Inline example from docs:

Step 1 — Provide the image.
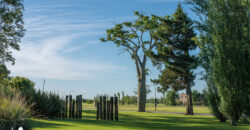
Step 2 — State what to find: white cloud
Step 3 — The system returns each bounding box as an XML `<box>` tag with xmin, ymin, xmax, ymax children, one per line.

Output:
<box><xmin>8</xmin><ymin>36</ymin><xmax>125</xmax><ymax>80</ymax></box>
<box><xmin>7</xmin><ymin>5</ymin><xmax>126</xmax><ymax>80</ymax></box>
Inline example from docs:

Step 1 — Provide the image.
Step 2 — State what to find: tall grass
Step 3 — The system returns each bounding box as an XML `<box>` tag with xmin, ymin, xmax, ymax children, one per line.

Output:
<box><xmin>0</xmin><ymin>87</ymin><xmax>32</xmax><ymax>130</ymax></box>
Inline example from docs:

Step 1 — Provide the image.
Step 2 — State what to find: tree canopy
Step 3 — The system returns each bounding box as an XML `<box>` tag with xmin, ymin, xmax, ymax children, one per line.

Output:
<box><xmin>149</xmin><ymin>3</ymin><xmax>197</xmax><ymax>115</ymax></box>
<box><xmin>0</xmin><ymin>0</ymin><xmax>25</xmax><ymax>65</ymax></box>
<box><xmin>100</xmin><ymin>11</ymin><xmax>160</xmax><ymax>112</ymax></box>
<box><xmin>187</xmin><ymin>0</ymin><xmax>249</xmax><ymax>125</ymax></box>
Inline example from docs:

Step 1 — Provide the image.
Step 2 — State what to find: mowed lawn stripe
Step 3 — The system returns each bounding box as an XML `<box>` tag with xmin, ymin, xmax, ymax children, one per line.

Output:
<box><xmin>29</xmin><ymin>110</ymin><xmax>249</xmax><ymax>130</ymax></box>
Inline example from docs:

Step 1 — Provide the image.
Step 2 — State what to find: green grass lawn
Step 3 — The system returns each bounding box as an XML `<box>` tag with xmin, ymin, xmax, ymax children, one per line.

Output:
<box><xmin>83</xmin><ymin>103</ymin><xmax>211</xmax><ymax>114</ymax></box>
<box><xmin>29</xmin><ymin>110</ymin><xmax>249</xmax><ymax>130</ymax></box>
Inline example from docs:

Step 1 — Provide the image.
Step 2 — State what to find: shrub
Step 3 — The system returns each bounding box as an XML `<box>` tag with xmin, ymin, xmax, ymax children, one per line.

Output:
<box><xmin>3</xmin><ymin>77</ymin><xmax>64</xmax><ymax>118</ymax></box>
<box><xmin>32</xmin><ymin>90</ymin><xmax>64</xmax><ymax>118</ymax></box>
<box><xmin>121</xmin><ymin>95</ymin><xmax>137</xmax><ymax>105</ymax></box>
<box><xmin>176</xmin><ymin>100</ymin><xmax>183</xmax><ymax>106</ymax></box>
<box><xmin>0</xmin><ymin>91</ymin><xmax>32</xmax><ymax>130</ymax></box>
<box><xmin>239</xmin><ymin>116</ymin><xmax>249</xmax><ymax>125</ymax></box>
<box><xmin>8</xmin><ymin>76</ymin><xmax>35</xmax><ymax>92</ymax></box>
<box><xmin>166</xmin><ymin>90</ymin><xmax>178</xmax><ymax>106</ymax></box>
<box><xmin>86</xmin><ymin>99</ymin><xmax>94</xmax><ymax>104</ymax></box>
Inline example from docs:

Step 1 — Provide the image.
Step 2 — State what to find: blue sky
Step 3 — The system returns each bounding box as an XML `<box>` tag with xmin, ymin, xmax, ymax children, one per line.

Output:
<box><xmin>8</xmin><ymin>0</ymin><xmax>206</xmax><ymax>99</ymax></box>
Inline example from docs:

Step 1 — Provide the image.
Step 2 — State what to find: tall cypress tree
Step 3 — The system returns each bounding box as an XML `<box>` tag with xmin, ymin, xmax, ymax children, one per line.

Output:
<box><xmin>187</xmin><ymin>0</ymin><xmax>249</xmax><ymax>125</ymax></box>
<box><xmin>150</xmin><ymin>4</ymin><xmax>197</xmax><ymax>115</ymax></box>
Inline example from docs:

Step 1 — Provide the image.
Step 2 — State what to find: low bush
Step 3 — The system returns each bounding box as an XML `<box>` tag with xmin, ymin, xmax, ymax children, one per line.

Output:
<box><xmin>166</xmin><ymin>90</ymin><xmax>178</xmax><ymax>106</ymax></box>
<box><xmin>0</xmin><ymin>90</ymin><xmax>32</xmax><ymax>130</ymax></box>
<box><xmin>239</xmin><ymin>116</ymin><xmax>249</xmax><ymax>125</ymax></box>
<box><xmin>3</xmin><ymin>77</ymin><xmax>64</xmax><ymax>118</ymax></box>
<box><xmin>86</xmin><ymin>99</ymin><xmax>94</xmax><ymax>104</ymax></box>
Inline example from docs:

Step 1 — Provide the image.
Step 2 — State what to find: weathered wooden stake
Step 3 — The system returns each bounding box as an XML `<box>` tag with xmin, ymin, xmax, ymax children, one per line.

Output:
<box><xmin>103</xmin><ymin>96</ymin><xmax>106</xmax><ymax>120</ymax></box>
<box><xmin>72</xmin><ymin>100</ymin><xmax>75</xmax><ymax>118</ymax></box>
<box><xmin>76</xmin><ymin>96</ymin><xmax>79</xmax><ymax>119</ymax></box>
<box><xmin>69</xmin><ymin>95</ymin><xmax>72</xmax><ymax>118</ymax></box>
<box><xmin>107</xmin><ymin>101</ymin><xmax>110</xmax><ymax>120</ymax></box>
<box><xmin>115</xmin><ymin>96</ymin><xmax>118</xmax><ymax>121</ymax></box>
<box><xmin>96</xmin><ymin>100</ymin><xmax>99</xmax><ymax>120</ymax></box>
<box><xmin>110</xmin><ymin>97</ymin><xmax>113</xmax><ymax>120</ymax></box>
<box><xmin>78</xmin><ymin>95</ymin><xmax>80</xmax><ymax>119</ymax></box>
<box><xmin>100</xmin><ymin>96</ymin><xmax>103</xmax><ymax>120</ymax></box>
<box><xmin>60</xmin><ymin>100</ymin><xmax>63</xmax><ymax>118</ymax></box>
<box><xmin>66</xmin><ymin>95</ymin><xmax>68</xmax><ymax>118</ymax></box>
<box><xmin>79</xmin><ymin>95</ymin><xmax>82</xmax><ymax>118</ymax></box>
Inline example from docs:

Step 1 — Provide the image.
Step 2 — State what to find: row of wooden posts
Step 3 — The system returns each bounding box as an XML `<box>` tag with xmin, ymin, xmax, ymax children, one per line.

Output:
<box><xmin>96</xmin><ymin>96</ymin><xmax>118</xmax><ymax>121</ymax></box>
<box><xmin>62</xmin><ymin>95</ymin><xmax>83</xmax><ymax>119</ymax></box>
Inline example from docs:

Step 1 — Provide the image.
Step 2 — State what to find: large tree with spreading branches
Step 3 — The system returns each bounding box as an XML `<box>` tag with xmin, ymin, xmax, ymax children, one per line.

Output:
<box><xmin>100</xmin><ymin>12</ymin><xmax>159</xmax><ymax>112</ymax></box>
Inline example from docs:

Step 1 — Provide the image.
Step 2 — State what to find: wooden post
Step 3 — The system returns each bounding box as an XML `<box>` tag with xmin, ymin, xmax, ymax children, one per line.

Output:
<box><xmin>100</xmin><ymin>96</ymin><xmax>103</xmax><ymax>120</ymax></box>
<box><xmin>69</xmin><ymin>95</ymin><xmax>72</xmax><ymax>118</ymax></box>
<box><xmin>96</xmin><ymin>100</ymin><xmax>99</xmax><ymax>120</ymax></box>
<box><xmin>77</xmin><ymin>95</ymin><xmax>80</xmax><ymax>119</ymax></box>
<box><xmin>110</xmin><ymin>97</ymin><xmax>113</xmax><ymax>120</ymax></box>
<box><xmin>76</xmin><ymin>96</ymin><xmax>79</xmax><ymax>119</ymax></box>
<box><xmin>79</xmin><ymin>95</ymin><xmax>82</xmax><ymax>119</ymax></box>
<box><xmin>66</xmin><ymin>95</ymin><xmax>68</xmax><ymax>118</ymax></box>
<box><xmin>115</xmin><ymin>96</ymin><xmax>118</xmax><ymax>121</ymax></box>
<box><xmin>107</xmin><ymin>101</ymin><xmax>110</xmax><ymax>120</ymax></box>
<box><xmin>103</xmin><ymin>96</ymin><xmax>106</xmax><ymax>120</ymax></box>
<box><xmin>61</xmin><ymin>100</ymin><xmax>63</xmax><ymax>118</ymax></box>
<box><xmin>72</xmin><ymin>100</ymin><xmax>75</xmax><ymax>118</ymax></box>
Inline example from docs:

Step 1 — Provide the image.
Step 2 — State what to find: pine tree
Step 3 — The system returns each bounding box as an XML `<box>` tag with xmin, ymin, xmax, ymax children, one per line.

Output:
<box><xmin>150</xmin><ymin>3</ymin><xmax>197</xmax><ymax>115</ymax></box>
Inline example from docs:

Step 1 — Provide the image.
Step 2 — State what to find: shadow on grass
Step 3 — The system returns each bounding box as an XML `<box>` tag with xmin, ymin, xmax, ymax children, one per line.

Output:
<box><xmin>28</xmin><ymin>119</ymin><xmax>72</xmax><ymax>129</ymax></box>
<box><xmin>32</xmin><ymin>110</ymin><xmax>249</xmax><ymax>130</ymax></box>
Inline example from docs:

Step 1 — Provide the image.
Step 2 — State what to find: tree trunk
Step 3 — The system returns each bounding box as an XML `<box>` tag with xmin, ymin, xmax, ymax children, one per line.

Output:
<box><xmin>230</xmin><ymin>118</ymin><xmax>237</xmax><ymax>126</ymax></box>
<box><xmin>163</xmin><ymin>93</ymin><xmax>166</xmax><ymax>105</ymax></box>
<box><xmin>218</xmin><ymin>113</ymin><xmax>227</xmax><ymax>122</ymax></box>
<box><xmin>186</xmin><ymin>86</ymin><xmax>193</xmax><ymax>115</ymax></box>
<box><xmin>137</xmin><ymin>66</ymin><xmax>146</xmax><ymax>112</ymax></box>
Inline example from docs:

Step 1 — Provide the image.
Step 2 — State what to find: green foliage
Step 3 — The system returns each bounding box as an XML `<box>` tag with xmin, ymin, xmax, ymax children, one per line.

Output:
<box><xmin>0</xmin><ymin>88</ymin><xmax>31</xmax><ymax>130</ymax></box>
<box><xmin>192</xmin><ymin>90</ymin><xmax>208</xmax><ymax>106</ymax></box>
<box><xmin>149</xmin><ymin>4</ymin><xmax>197</xmax><ymax>115</ymax></box>
<box><xmin>32</xmin><ymin>90</ymin><xmax>64</xmax><ymax>118</ymax></box>
<box><xmin>133</xmin><ymin>85</ymin><xmax>151</xmax><ymax>95</ymax></box>
<box><xmin>100</xmin><ymin>11</ymin><xmax>160</xmax><ymax>111</ymax></box>
<box><xmin>166</xmin><ymin>90</ymin><xmax>179</xmax><ymax>106</ymax></box>
<box><xmin>207</xmin><ymin>81</ymin><xmax>227</xmax><ymax>122</ymax></box>
<box><xmin>0</xmin><ymin>0</ymin><xmax>25</xmax><ymax>64</ymax></box>
<box><xmin>146</xmin><ymin>98</ymin><xmax>160</xmax><ymax>104</ymax></box>
<box><xmin>0</xmin><ymin>84</ymin><xmax>17</xmax><ymax>98</ymax></box>
<box><xmin>82</xmin><ymin>99</ymin><xmax>94</xmax><ymax>104</ymax></box>
<box><xmin>0</xmin><ymin>64</ymin><xmax>10</xmax><ymax>85</ymax></box>
<box><xmin>239</xmin><ymin>116</ymin><xmax>250</xmax><ymax>125</ymax></box>
<box><xmin>7</xmin><ymin>76</ymin><xmax>36</xmax><ymax>105</ymax></box>
<box><xmin>187</xmin><ymin>0</ymin><xmax>249</xmax><ymax>125</ymax></box>
<box><xmin>2</xmin><ymin>77</ymin><xmax>64</xmax><ymax>118</ymax></box>
<box><xmin>121</xmin><ymin>95</ymin><xmax>137</xmax><ymax>105</ymax></box>
<box><xmin>8</xmin><ymin>76</ymin><xmax>35</xmax><ymax>91</ymax></box>
<box><xmin>151</xmin><ymin>68</ymin><xmax>184</xmax><ymax>92</ymax></box>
